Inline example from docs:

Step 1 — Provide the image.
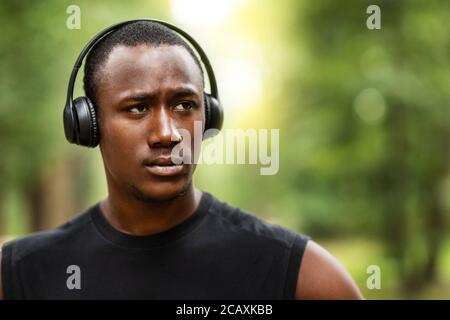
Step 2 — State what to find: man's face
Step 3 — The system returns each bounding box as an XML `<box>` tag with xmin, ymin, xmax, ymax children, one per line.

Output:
<box><xmin>96</xmin><ymin>44</ymin><xmax>204</xmax><ymax>202</ymax></box>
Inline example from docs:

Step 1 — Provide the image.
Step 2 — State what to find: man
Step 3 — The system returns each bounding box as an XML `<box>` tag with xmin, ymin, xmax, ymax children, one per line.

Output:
<box><xmin>0</xmin><ymin>21</ymin><xmax>362</xmax><ymax>299</ymax></box>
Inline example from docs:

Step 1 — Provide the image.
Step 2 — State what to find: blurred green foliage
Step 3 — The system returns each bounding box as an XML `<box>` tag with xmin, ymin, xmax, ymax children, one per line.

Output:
<box><xmin>280</xmin><ymin>0</ymin><xmax>450</xmax><ymax>292</ymax></box>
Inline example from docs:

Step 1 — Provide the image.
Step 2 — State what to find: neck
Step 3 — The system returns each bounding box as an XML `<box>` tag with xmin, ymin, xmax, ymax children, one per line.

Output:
<box><xmin>100</xmin><ymin>182</ymin><xmax>202</xmax><ymax>236</ymax></box>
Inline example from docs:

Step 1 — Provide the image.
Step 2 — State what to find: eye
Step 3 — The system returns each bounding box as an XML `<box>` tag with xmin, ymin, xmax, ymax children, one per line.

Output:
<box><xmin>173</xmin><ymin>102</ymin><xmax>194</xmax><ymax>111</ymax></box>
<box><xmin>128</xmin><ymin>105</ymin><xmax>148</xmax><ymax>114</ymax></box>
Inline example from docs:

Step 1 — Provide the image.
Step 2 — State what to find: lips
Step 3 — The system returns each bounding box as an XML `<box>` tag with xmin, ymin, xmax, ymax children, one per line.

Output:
<box><xmin>143</xmin><ymin>157</ymin><xmax>184</xmax><ymax>177</ymax></box>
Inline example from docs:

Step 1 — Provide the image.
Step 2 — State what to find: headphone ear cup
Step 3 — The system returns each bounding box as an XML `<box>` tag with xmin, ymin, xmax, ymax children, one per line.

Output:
<box><xmin>204</xmin><ymin>93</ymin><xmax>223</xmax><ymax>133</ymax></box>
<box><xmin>63</xmin><ymin>102</ymin><xmax>77</xmax><ymax>144</ymax></box>
<box><xmin>73</xmin><ymin>97</ymin><xmax>99</xmax><ymax>147</ymax></box>
<box><xmin>203</xmin><ymin>94</ymin><xmax>211</xmax><ymax>133</ymax></box>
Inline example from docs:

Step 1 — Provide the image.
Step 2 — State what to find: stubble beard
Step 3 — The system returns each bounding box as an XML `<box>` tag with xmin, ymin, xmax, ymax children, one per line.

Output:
<box><xmin>130</xmin><ymin>174</ymin><xmax>194</xmax><ymax>204</ymax></box>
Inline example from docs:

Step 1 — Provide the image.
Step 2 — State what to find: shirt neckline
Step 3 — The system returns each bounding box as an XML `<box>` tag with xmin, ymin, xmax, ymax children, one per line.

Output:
<box><xmin>90</xmin><ymin>191</ymin><xmax>213</xmax><ymax>249</ymax></box>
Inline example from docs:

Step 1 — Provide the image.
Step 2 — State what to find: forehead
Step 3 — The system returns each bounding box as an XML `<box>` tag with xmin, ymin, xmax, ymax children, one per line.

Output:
<box><xmin>97</xmin><ymin>44</ymin><xmax>203</xmax><ymax>100</ymax></box>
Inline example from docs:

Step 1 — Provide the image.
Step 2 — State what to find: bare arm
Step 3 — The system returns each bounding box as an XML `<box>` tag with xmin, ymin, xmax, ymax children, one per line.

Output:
<box><xmin>0</xmin><ymin>249</ymin><xmax>3</xmax><ymax>300</ymax></box>
<box><xmin>296</xmin><ymin>240</ymin><xmax>363</xmax><ymax>300</ymax></box>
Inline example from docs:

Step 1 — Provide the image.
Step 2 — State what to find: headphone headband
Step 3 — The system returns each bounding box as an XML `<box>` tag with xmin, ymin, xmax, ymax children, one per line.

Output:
<box><xmin>66</xmin><ymin>19</ymin><xmax>219</xmax><ymax>106</ymax></box>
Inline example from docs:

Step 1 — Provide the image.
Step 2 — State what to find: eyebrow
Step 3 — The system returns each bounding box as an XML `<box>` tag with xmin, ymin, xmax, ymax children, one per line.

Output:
<box><xmin>119</xmin><ymin>87</ymin><xmax>201</xmax><ymax>103</ymax></box>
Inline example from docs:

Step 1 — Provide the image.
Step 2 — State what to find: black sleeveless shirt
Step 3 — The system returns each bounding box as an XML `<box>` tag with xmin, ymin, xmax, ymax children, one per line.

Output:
<box><xmin>1</xmin><ymin>191</ymin><xmax>309</xmax><ymax>299</ymax></box>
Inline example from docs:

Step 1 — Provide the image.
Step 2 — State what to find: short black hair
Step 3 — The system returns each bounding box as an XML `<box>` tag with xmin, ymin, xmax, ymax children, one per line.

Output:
<box><xmin>83</xmin><ymin>21</ymin><xmax>204</xmax><ymax>107</ymax></box>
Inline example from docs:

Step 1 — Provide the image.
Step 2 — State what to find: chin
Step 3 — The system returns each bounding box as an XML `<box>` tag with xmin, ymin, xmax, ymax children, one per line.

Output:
<box><xmin>132</xmin><ymin>179</ymin><xmax>191</xmax><ymax>203</ymax></box>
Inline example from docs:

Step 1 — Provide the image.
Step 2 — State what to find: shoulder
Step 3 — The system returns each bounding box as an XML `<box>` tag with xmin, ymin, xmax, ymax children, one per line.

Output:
<box><xmin>296</xmin><ymin>240</ymin><xmax>364</xmax><ymax>300</ymax></box>
<box><xmin>1</xmin><ymin>206</ymin><xmax>93</xmax><ymax>266</ymax></box>
<box><xmin>207</xmin><ymin>193</ymin><xmax>310</xmax><ymax>251</ymax></box>
<box><xmin>0</xmin><ymin>249</ymin><xmax>3</xmax><ymax>300</ymax></box>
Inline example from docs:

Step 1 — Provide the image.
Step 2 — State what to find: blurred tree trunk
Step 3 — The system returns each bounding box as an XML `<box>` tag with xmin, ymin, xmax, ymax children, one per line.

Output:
<box><xmin>27</xmin><ymin>181</ymin><xmax>45</xmax><ymax>232</ymax></box>
<box><xmin>421</xmin><ymin>190</ymin><xmax>443</xmax><ymax>283</ymax></box>
<box><xmin>27</xmin><ymin>154</ymin><xmax>83</xmax><ymax>231</ymax></box>
<box><xmin>0</xmin><ymin>193</ymin><xmax>4</xmax><ymax>235</ymax></box>
<box><xmin>380</xmin><ymin>101</ymin><xmax>408</xmax><ymax>283</ymax></box>
<box><xmin>422</xmin><ymin>129</ymin><xmax>449</xmax><ymax>282</ymax></box>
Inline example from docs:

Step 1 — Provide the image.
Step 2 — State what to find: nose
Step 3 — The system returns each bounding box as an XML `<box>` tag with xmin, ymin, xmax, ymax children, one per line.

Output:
<box><xmin>147</xmin><ymin>106</ymin><xmax>182</xmax><ymax>148</ymax></box>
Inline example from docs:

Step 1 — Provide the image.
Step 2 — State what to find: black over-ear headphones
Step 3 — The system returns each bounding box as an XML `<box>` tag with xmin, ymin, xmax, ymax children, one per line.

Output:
<box><xmin>64</xmin><ymin>19</ymin><xmax>224</xmax><ymax>148</ymax></box>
